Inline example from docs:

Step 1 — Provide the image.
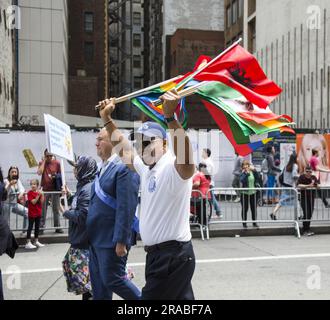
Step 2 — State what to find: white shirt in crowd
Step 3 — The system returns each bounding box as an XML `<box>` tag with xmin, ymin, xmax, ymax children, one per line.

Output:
<box><xmin>133</xmin><ymin>151</ymin><xmax>192</xmax><ymax>246</ymax></box>
<box><xmin>4</xmin><ymin>179</ymin><xmax>25</xmax><ymax>204</ymax></box>
<box><xmin>201</xmin><ymin>157</ymin><xmax>215</xmax><ymax>186</ymax></box>
<box><xmin>98</xmin><ymin>154</ymin><xmax>118</xmax><ymax>177</ymax></box>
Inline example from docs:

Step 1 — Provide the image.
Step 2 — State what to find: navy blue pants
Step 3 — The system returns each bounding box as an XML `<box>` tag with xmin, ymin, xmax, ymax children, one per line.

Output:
<box><xmin>142</xmin><ymin>241</ymin><xmax>195</xmax><ymax>300</ymax></box>
<box><xmin>89</xmin><ymin>246</ymin><xmax>141</xmax><ymax>300</ymax></box>
<box><xmin>0</xmin><ymin>270</ymin><xmax>4</xmax><ymax>300</ymax></box>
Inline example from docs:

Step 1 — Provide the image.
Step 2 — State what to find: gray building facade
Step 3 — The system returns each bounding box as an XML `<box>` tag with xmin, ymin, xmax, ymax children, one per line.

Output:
<box><xmin>256</xmin><ymin>0</ymin><xmax>330</xmax><ymax>130</ymax></box>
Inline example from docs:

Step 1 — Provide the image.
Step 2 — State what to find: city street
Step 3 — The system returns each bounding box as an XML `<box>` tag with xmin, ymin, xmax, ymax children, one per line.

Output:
<box><xmin>1</xmin><ymin>235</ymin><xmax>330</xmax><ymax>300</ymax></box>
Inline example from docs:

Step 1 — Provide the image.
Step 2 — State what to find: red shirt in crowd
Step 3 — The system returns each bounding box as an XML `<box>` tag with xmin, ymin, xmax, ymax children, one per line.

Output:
<box><xmin>309</xmin><ymin>156</ymin><xmax>319</xmax><ymax>171</ymax></box>
<box><xmin>39</xmin><ymin>159</ymin><xmax>61</xmax><ymax>191</ymax></box>
<box><xmin>27</xmin><ymin>190</ymin><xmax>43</xmax><ymax>219</ymax></box>
<box><xmin>192</xmin><ymin>172</ymin><xmax>211</xmax><ymax>199</ymax></box>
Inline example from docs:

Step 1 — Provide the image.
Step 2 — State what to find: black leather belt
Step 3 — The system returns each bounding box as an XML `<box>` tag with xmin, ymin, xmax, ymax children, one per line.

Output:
<box><xmin>144</xmin><ymin>240</ymin><xmax>189</xmax><ymax>253</ymax></box>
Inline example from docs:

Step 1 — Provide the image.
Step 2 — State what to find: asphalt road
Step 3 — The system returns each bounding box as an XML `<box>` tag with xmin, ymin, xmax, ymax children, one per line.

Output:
<box><xmin>1</xmin><ymin>235</ymin><xmax>330</xmax><ymax>300</ymax></box>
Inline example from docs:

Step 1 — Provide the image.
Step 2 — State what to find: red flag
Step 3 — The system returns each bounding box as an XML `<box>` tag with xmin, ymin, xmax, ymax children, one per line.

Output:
<box><xmin>192</xmin><ymin>45</ymin><xmax>282</xmax><ymax>109</ymax></box>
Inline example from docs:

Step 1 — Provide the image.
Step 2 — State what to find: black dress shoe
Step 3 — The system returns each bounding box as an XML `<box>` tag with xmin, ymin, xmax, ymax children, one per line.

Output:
<box><xmin>243</xmin><ymin>223</ymin><xmax>248</xmax><ymax>229</ymax></box>
<box><xmin>55</xmin><ymin>229</ymin><xmax>64</xmax><ymax>234</ymax></box>
<box><xmin>253</xmin><ymin>224</ymin><xmax>260</xmax><ymax>229</ymax></box>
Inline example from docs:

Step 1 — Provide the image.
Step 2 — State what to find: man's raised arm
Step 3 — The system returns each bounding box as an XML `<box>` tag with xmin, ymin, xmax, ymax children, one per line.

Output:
<box><xmin>98</xmin><ymin>98</ymin><xmax>136</xmax><ymax>172</ymax></box>
<box><xmin>160</xmin><ymin>90</ymin><xmax>195</xmax><ymax>180</ymax></box>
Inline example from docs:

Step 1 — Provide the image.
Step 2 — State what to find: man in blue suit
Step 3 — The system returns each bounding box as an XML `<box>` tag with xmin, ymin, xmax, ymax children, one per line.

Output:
<box><xmin>86</xmin><ymin>128</ymin><xmax>141</xmax><ymax>300</ymax></box>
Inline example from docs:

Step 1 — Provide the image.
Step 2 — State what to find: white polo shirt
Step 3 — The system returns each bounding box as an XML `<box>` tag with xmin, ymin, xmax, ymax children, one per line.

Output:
<box><xmin>134</xmin><ymin>151</ymin><xmax>192</xmax><ymax>246</ymax></box>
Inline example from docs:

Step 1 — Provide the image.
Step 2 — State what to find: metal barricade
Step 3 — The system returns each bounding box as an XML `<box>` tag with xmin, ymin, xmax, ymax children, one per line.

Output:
<box><xmin>297</xmin><ymin>186</ymin><xmax>330</xmax><ymax>234</ymax></box>
<box><xmin>207</xmin><ymin>187</ymin><xmax>301</xmax><ymax>238</ymax></box>
<box><xmin>6</xmin><ymin>191</ymin><xmax>70</xmax><ymax>232</ymax></box>
<box><xmin>190</xmin><ymin>190</ymin><xmax>207</xmax><ymax>240</ymax></box>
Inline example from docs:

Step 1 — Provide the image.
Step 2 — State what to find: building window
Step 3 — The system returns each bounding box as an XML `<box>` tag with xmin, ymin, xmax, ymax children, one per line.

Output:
<box><xmin>133</xmin><ymin>12</ymin><xmax>141</xmax><ymax>25</ymax></box>
<box><xmin>84</xmin><ymin>41</ymin><xmax>94</xmax><ymax>62</ymax></box>
<box><xmin>133</xmin><ymin>33</ymin><xmax>141</xmax><ymax>47</ymax></box>
<box><xmin>232</xmin><ymin>0</ymin><xmax>237</xmax><ymax>24</ymax></box>
<box><xmin>238</xmin><ymin>0</ymin><xmax>244</xmax><ymax>17</ymax></box>
<box><xmin>84</xmin><ymin>12</ymin><xmax>94</xmax><ymax>32</ymax></box>
<box><xmin>133</xmin><ymin>55</ymin><xmax>141</xmax><ymax>68</ymax></box>
<box><xmin>226</xmin><ymin>6</ymin><xmax>231</xmax><ymax>28</ymax></box>
<box><xmin>134</xmin><ymin>77</ymin><xmax>142</xmax><ymax>89</ymax></box>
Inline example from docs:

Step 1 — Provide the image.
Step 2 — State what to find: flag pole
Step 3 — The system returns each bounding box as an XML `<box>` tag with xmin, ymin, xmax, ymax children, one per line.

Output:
<box><xmin>175</xmin><ymin>38</ymin><xmax>243</xmax><ymax>91</ymax></box>
<box><xmin>95</xmin><ymin>75</ymin><xmax>183</xmax><ymax>110</ymax></box>
<box><xmin>151</xmin><ymin>81</ymin><xmax>209</xmax><ymax>107</ymax></box>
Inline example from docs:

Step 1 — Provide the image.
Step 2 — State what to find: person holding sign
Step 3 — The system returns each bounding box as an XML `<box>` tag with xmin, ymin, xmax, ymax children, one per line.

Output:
<box><xmin>37</xmin><ymin>150</ymin><xmax>63</xmax><ymax>234</ymax></box>
<box><xmin>97</xmin><ymin>90</ymin><xmax>196</xmax><ymax>300</ymax></box>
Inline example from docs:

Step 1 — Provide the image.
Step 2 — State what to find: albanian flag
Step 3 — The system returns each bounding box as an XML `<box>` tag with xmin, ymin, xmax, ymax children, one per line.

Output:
<box><xmin>177</xmin><ymin>45</ymin><xmax>282</xmax><ymax>109</ymax></box>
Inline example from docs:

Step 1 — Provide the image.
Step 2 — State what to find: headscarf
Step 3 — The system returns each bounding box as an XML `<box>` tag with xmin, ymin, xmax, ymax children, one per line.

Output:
<box><xmin>75</xmin><ymin>156</ymin><xmax>98</xmax><ymax>187</ymax></box>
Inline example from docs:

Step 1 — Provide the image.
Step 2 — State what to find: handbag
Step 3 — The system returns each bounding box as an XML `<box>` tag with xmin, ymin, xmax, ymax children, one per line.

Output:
<box><xmin>52</xmin><ymin>173</ymin><xmax>63</xmax><ymax>192</ymax></box>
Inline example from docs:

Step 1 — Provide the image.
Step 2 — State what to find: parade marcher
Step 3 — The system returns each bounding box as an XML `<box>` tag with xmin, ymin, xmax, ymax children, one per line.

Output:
<box><xmin>0</xmin><ymin>166</ymin><xmax>18</xmax><ymax>300</ymax></box>
<box><xmin>37</xmin><ymin>150</ymin><xmax>63</xmax><ymax>234</ymax></box>
<box><xmin>265</xmin><ymin>146</ymin><xmax>281</xmax><ymax>204</ymax></box>
<box><xmin>240</xmin><ymin>161</ymin><xmax>262</xmax><ymax>229</ymax></box>
<box><xmin>309</xmin><ymin>149</ymin><xmax>330</xmax><ymax>208</ymax></box>
<box><xmin>192</xmin><ymin>163</ymin><xmax>211</xmax><ymax>226</ymax></box>
<box><xmin>86</xmin><ymin>129</ymin><xmax>141</xmax><ymax>300</ymax></box>
<box><xmin>201</xmin><ymin>149</ymin><xmax>222</xmax><ymax>218</ymax></box>
<box><xmin>271</xmin><ymin>153</ymin><xmax>299</xmax><ymax>220</ymax></box>
<box><xmin>62</xmin><ymin>156</ymin><xmax>98</xmax><ymax>300</ymax></box>
<box><xmin>3</xmin><ymin>166</ymin><xmax>28</xmax><ymax>232</ymax></box>
<box><xmin>297</xmin><ymin>166</ymin><xmax>319</xmax><ymax>236</ymax></box>
<box><xmin>98</xmin><ymin>89</ymin><xmax>196</xmax><ymax>300</ymax></box>
<box><xmin>25</xmin><ymin>179</ymin><xmax>45</xmax><ymax>249</ymax></box>
<box><xmin>232</xmin><ymin>153</ymin><xmax>244</xmax><ymax>203</ymax></box>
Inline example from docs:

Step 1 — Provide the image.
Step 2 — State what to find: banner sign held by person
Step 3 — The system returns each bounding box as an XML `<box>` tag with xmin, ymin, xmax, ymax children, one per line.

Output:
<box><xmin>22</xmin><ymin>149</ymin><xmax>38</xmax><ymax>168</ymax></box>
<box><xmin>44</xmin><ymin>114</ymin><xmax>74</xmax><ymax>162</ymax></box>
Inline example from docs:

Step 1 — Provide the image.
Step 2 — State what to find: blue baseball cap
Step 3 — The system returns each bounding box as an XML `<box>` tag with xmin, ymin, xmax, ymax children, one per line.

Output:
<box><xmin>134</xmin><ymin>122</ymin><xmax>167</xmax><ymax>140</ymax></box>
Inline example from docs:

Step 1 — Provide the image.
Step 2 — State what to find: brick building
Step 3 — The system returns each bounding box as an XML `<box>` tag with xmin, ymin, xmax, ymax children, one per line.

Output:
<box><xmin>68</xmin><ymin>0</ymin><xmax>107</xmax><ymax>119</ymax></box>
<box><xmin>168</xmin><ymin>29</ymin><xmax>225</xmax><ymax>128</ymax></box>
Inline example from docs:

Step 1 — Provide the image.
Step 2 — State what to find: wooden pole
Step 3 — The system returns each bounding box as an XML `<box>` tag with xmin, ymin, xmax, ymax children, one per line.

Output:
<box><xmin>95</xmin><ymin>75</ymin><xmax>183</xmax><ymax>110</ymax></box>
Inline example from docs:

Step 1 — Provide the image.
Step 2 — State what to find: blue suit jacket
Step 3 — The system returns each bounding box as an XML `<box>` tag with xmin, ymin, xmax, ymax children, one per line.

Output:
<box><xmin>86</xmin><ymin>157</ymin><xmax>140</xmax><ymax>249</ymax></box>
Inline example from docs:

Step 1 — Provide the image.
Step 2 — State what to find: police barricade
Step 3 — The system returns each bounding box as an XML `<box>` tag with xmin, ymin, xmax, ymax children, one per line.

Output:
<box><xmin>207</xmin><ymin>187</ymin><xmax>301</xmax><ymax>239</ymax></box>
<box><xmin>297</xmin><ymin>186</ymin><xmax>330</xmax><ymax>235</ymax></box>
<box><xmin>190</xmin><ymin>190</ymin><xmax>206</xmax><ymax>241</ymax></box>
<box><xmin>5</xmin><ymin>191</ymin><xmax>69</xmax><ymax>233</ymax></box>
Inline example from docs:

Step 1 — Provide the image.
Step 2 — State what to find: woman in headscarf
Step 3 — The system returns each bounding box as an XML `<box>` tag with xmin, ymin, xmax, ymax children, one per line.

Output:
<box><xmin>61</xmin><ymin>156</ymin><xmax>98</xmax><ymax>300</ymax></box>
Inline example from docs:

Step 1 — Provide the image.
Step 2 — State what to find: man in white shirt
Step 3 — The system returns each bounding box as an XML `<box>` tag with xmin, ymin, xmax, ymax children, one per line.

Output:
<box><xmin>97</xmin><ymin>90</ymin><xmax>196</xmax><ymax>300</ymax></box>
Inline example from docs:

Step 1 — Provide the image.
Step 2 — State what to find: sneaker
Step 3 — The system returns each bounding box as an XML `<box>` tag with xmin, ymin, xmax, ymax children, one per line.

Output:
<box><xmin>270</xmin><ymin>213</ymin><xmax>277</xmax><ymax>221</ymax></box>
<box><xmin>234</xmin><ymin>198</ymin><xmax>241</xmax><ymax>203</ymax></box>
<box><xmin>303</xmin><ymin>231</ymin><xmax>315</xmax><ymax>237</ymax></box>
<box><xmin>243</xmin><ymin>223</ymin><xmax>248</xmax><ymax>229</ymax></box>
<box><xmin>25</xmin><ymin>242</ymin><xmax>37</xmax><ymax>250</ymax></box>
<box><xmin>35</xmin><ymin>241</ymin><xmax>45</xmax><ymax>248</ymax></box>
<box><xmin>253</xmin><ymin>224</ymin><xmax>260</xmax><ymax>229</ymax></box>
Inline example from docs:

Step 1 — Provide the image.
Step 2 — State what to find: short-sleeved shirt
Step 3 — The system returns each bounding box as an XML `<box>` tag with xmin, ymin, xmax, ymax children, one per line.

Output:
<box><xmin>192</xmin><ymin>172</ymin><xmax>211</xmax><ymax>199</ymax></box>
<box><xmin>133</xmin><ymin>152</ymin><xmax>192</xmax><ymax>246</ymax></box>
<box><xmin>40</xmin><ymin>160</ymin><xmax>61</xmax><ymax>191</ymax></box>
<box><xmin>27</xmin><ymin>190</ymin><xmax>42</xmax><ymax>218</ymax></box>
<box><xmin>4</xmin><ymin>179</ymin><xmax>25</xmax><ymax>204</ymax></box>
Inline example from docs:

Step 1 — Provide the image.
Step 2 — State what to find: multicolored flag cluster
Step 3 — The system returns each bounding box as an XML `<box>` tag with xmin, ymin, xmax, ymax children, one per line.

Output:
<box><xmin>131</xmin><ymin>44</ymin><xmax>295</xmax><ymax>156</ymax></box>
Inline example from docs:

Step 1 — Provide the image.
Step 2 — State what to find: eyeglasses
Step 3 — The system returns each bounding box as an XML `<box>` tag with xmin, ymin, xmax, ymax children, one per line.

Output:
<box><xmin>135</xmin><ymin>138</ymin><xmax>161</xmax><ymax>149</ymax></box>
<box><xmin>305</xmin><ymin>170</ymin><xmax>312</xmax><ymax>173</ymax></box>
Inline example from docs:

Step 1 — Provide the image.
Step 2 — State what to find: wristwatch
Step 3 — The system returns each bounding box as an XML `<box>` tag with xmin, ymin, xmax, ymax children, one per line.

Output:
<box><xmin>164</xmin><ymin>115</ymin><xmax>176</xmax><ymax>124</ymax></box>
